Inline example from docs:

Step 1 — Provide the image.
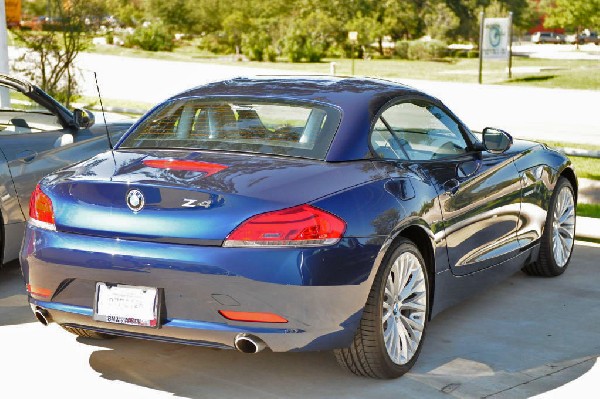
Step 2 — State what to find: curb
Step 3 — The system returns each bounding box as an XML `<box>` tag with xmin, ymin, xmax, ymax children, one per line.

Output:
<box><xmin>576</xmin><ymin>216</ymin><xmax>600</xmax><ymax>242</ymax></box>
<box><xmin>559</xmin><ymin>148</ymin><xmax>600</xmax><ymax>159</ymax></box>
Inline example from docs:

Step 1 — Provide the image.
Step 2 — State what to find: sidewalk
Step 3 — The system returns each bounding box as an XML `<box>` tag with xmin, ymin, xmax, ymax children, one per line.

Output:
<box><xmin>576</xmin><ymin>178</ymin><xmax>599</xmax><ymax>241</ymax></box>
<box><xmin>578</xmin><ymin>178</ymin><xmax>600</xmax><ymax>204</ymax></box>
<box><xmin>577</xmin><ymin>217</ymin><xmax>599</xmax><ymax>242</ymax></box>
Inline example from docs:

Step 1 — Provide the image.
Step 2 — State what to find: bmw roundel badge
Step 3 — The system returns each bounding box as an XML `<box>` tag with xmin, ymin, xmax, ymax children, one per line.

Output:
<box><xmin>126</xmin><ymin>189</ymin><xmax>145</xmax><ymax>212</ymax></box>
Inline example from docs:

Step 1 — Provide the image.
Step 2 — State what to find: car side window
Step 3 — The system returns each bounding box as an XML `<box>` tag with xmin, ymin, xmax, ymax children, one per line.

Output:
<box><xmin>371</xmin><ymin>101</ymin><xmax>468</xmax><ymax>161</ymax></box>
<box><xmin>0</xmin><ymin>85</ymin><xmax>63</xmax><ymax>134</ymax></box>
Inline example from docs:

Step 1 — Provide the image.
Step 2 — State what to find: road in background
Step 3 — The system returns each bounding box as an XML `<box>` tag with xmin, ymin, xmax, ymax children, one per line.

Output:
<box><xmin>1</xmin><ymin>242</ymin><xmax>599</xmax><ymax>398</ymax></box>
<box><xmin>512</xmin><ymin>43</ymin><xmax>600</xmax><ymax>60</ymax></box>
<box><xmin>75</xmin><ymin>52</ymin><xmax>599</xmax><ymax>146</ymax></box>
<box><xmin>7</xmin><ymin>47</ymin><xmax>599</xmax><ymax>146</ymax></box>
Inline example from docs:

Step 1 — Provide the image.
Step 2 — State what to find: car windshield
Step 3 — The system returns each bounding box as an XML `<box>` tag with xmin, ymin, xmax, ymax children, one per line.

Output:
<box><xmin>119</xmin><ymin>98</ymin><xmax>342</xmax><ymax>160</ymax></box>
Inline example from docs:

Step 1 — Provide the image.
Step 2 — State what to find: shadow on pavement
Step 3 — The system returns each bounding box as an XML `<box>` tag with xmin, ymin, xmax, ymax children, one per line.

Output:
<box><xmin>75</xmin><ymin>243</ymin><xmax>600</xmax><ymax>397</ymax></box>
<box><xmin>0</xmin><ymin>260</ymin><xmax>35</xmax><ymax>327</ymax></box>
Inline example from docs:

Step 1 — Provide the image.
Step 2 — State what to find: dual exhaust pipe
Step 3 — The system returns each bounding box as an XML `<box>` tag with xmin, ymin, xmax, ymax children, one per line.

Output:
<box><xmin>33</xmin><ymin>307</ymin><xmax>52</xmax><ymax>326</ymax></box>
<box><xmin>234</xmin><ymin>334</ymin><xmax>266</xmax><ymax>354</ymax></box>
<box><xmin>33</xmin><ymin>306</ymin><xmax>266</xmax><ymax>354</ymax></box>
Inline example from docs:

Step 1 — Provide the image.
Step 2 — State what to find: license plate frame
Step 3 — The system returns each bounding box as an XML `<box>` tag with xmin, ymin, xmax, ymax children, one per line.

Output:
<box><xmin>93</xmin><ymin>283</ymin><xmax>160</xmax><ymax>328</ymax></box>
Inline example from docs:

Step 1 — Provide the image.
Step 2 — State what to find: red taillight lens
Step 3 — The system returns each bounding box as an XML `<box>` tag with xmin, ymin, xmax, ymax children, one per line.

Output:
<box><xmin>224</xmin><ymin>204</ymin><xmax>346</xmax><ymax>247</ymax></box>
<box><xmin>29</xmin><ymin>184</ymin><xmax>55</xmax><ymax>228</ymax></box>
<box><xmin>143</xmin><ymin>159</ymin><xmax>227</xmax><ymax>176</ymax></box>
<box><xmin>218</xmin><ymin>310</ymin><xmax>288</xmax><ymax>323</ymax></box>
<box><xmin>26</xmin><ymin>284</ymin><xmax>52</xmax><ymax>298</ymax></box>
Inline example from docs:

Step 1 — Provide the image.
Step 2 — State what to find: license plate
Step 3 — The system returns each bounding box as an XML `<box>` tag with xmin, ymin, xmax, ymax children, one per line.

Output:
<box><xmin>93</xmin><ymin>283</ymin><xmax>159</xmax><ymax>327</ymax></box>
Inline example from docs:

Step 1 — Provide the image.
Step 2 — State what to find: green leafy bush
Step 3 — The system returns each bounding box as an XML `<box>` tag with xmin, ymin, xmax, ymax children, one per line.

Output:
<box><xmin>264</xmin><ymin>45</ymin><xmax>277</xmax><ymax>62</ymax></box>
<box><xmin>406</xmin><ymin>40</ymin><xmax>448</xmax><ymax>60</ymax></box>
<box><xmin>242</xmin><ymin>31</ymin><xmax>272</xmax><ymax>61</ymax></box>
<box><xmin>124</xmin><ymin>23</ymin><xmax>174</xmax><ymax>52</ymax></box>
<box><xmin>197</xmin><ymin>33</ymin><xmax>231</xmax><ymax>54</ymax></box>
<box><xmin>394</xmin><ymin>40</ymin><xmax>410</xmax><ymax>59</ymax></box>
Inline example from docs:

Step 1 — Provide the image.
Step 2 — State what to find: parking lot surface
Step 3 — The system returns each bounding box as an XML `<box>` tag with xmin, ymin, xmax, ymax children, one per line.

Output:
<box><xmin>1</xmin><ymin>241</ymin><xmax>598</xmax><ymax>398</ymax></box>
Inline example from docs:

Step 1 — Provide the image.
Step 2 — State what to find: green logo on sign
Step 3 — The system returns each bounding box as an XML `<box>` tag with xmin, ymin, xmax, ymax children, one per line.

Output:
<box><xmin>489</xmin><ymin>24</ymin><xmax>502</xmax><ymax>47</ymax></box>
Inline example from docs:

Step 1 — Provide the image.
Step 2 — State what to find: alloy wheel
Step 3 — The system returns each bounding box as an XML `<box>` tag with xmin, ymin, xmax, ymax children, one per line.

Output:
<box><xmin>382</xmin><ymin>252</ymin><xmax>427</xmax><ymax>365</ymax></box>
<box><xmin>552</xmin><ymin>185</ymin><xmax>575</xmax><ymax>267</ymax></box>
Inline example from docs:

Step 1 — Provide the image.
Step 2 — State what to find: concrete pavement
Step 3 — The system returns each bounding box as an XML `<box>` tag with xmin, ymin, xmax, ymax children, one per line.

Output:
<box><xmin>1</xmin><ymin>241</ymin><xmax>599</xmax><ymax>398</ymax></box>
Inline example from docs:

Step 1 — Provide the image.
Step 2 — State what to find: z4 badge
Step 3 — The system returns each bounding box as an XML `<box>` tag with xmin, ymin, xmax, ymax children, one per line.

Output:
<box><xmin>182</xmin><ymin>198</ymin><xmax>212</xmax><ymax>208</ymax></box>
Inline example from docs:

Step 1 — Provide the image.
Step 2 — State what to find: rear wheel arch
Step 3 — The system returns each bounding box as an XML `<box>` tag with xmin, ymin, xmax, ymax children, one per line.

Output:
<box><xmin>372</xmin><ymin>223</ymin><xmax>435</xmax><ymax>321</ymax></box>
<box><xmin>396</xmin><ymin>225</ymin><xmax>436</xmax><ymax>320</ymax></box>
<box><xmin>559</xmin><ymin>166</ymin><xmax>577</xmax><ymax>203</ymax></box>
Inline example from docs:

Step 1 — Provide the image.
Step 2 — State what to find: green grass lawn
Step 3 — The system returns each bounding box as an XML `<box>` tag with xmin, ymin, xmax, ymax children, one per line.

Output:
<box><xmin>89</xmin><ymin>43</ymin><xmax>600</xmax><ymax>90</ymax></box>
<box><xmin>537</xmin><ymin>141</ymin><xmax>600</xmax><ymax>152</ymax></box>
<box><xmin>568</xmin><ymin>156</ymin><xmax>600</xmax><ymax>181</ymax></box>
<box><xmin>577</xmin><ymin>203</ymin><xmax>600</xmax><ymax>218</ymax></box>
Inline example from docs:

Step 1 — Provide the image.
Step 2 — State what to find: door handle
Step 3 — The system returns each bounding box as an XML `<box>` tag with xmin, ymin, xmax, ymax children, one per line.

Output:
<box><xmin>17</xmin><ymin>150</ymin><xmax>37</xmax><ymax>163</ymax></box>
<box><xmin>443</xmin><ymin>178</ymin><xmax>460</xmax><ymax>196</ymax></box>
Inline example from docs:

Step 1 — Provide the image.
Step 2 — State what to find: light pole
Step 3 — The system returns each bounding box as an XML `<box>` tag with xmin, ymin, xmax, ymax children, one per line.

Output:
<box><xmin>348</xmin><ymin>31</ymin><xmax>358</xmax><ymax>76</ymax></box>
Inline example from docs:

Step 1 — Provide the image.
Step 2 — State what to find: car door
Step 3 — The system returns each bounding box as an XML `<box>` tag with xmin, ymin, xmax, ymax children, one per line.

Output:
<box><xmin>0</xmin><ymin>81</ymin><xmax>104</xmax><ymax>217</ymax></box>
<box><xmin>370</xmin><ymin>98</ymin><xmax>522</xmax><ymax>275</ymax></box>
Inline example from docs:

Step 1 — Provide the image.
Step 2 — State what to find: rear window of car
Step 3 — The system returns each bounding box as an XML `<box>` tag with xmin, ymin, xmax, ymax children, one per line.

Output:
<box><xmin>119</xmin><ymin>98</ymin><xmax>342</xmax><ymax>160</ymax></box>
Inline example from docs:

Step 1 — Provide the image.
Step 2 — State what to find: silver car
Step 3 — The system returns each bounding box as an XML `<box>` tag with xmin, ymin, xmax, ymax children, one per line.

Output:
<box><xmin>531</xmin><ymin>31</ymin><xmax>564</xmax><ymax>44</ymax></box>
<box><xmin>0</xmin><ymin>74</ymin><xmax>133</xmax><ymax>264</ymax></box>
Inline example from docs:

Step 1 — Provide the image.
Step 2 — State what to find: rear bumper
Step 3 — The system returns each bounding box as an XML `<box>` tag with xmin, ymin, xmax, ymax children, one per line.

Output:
<box><xmin>21</xmin><ymin>225</ymin><xmax>381</xmax><ymax>352</ymax></box>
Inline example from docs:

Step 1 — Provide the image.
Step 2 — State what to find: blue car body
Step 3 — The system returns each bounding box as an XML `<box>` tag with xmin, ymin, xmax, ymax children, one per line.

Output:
<box><xmin>20</xmin><ymin>77</ymin><xmax>576</xmax><ymax>358</ymax></box>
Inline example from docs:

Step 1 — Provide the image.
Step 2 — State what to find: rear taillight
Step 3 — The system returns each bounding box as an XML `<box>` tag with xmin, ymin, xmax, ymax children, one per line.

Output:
<box><xmin>223</xmin><ymin>204</ymin><xmax>346</xmax><ymax>248</ymax></box>
<box><xmin>29</xmin><ymin>184</ymin><xmax>56</xmax><ymax>230</ymax></box>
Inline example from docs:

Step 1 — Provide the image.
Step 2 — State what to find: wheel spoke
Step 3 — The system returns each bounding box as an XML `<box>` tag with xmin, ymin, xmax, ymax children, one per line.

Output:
<box><xmin>558</xmin><ymin>226</ymin><xmax>574</xmax><ymax>240</ymax></box>
<box><xmin>382</xmin><ymin>306</ymin><xmax>393</xmax><ymax>323</ymax></box>
<box><xmin>558</xmin><ymin>205</ymin><xmax>574</xmax><ymax>225</ymax></box>
<box><xmin>398</xmin><ymin>273</ymin><xmax>417</xmax><ymax>302</ymax></box>
<box><xmin>560</xmin><ymin>235</ymin><xmax>570</xmax><ymax>258</ymax></box>
<box><xmin>397</xmin><ymin>320</ymin><xmax>409</xmax><ymax>362</ymax></box>
<box><xmin>401</xmin><ymin>300</ymin><xmax>426</xmax><ymax>312</ymax></box>
<box><xmin>391</xmin><ymin>261</ymin><xmax>401</xmax><ymax>297</ymax></box>
<box><xmin>401</xmin><ymin>314</ymin><xmax>424</xmax><ymax>333</ymax></box>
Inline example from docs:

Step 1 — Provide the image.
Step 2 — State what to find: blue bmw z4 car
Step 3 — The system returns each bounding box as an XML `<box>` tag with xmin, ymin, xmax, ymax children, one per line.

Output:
<box><xmin>21</xmin><ymin>76</ymin><xmax>577</xmax><ymax>379</ymax></box>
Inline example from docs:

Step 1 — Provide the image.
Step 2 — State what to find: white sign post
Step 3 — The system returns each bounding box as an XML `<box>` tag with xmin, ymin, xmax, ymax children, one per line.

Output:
<box><xmin>478</xmin><ymin>13</ymin><xmax>513</xmax><ymax>83</ymax></box>
<box><xmin>482</xmin><ymin>18</ymin><xmax>510</xmax><ymax>60</ymax></box>
<box><xmin>348</xmin><ymin>31</ymin><xmax>358</xmax><ymax>76</ymax></box>
<box><xmin>0</xmin><ymin>0</ymin><xmax>10</xmax><ymax>107</ymax></box>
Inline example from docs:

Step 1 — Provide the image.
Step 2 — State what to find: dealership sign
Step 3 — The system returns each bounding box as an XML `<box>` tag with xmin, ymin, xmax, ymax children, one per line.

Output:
<box><xmin>482</xmin><ymin>18</ymin><xmax>510</xmax><ymax>60</ymax></box>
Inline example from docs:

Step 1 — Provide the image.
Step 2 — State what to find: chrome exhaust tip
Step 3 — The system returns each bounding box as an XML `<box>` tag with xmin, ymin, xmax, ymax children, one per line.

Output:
<box><xmin>234</xmin><ymin>334</ymin><xmax>266</xmax><ymax>354</ymax></box>
<box><xmin>34</xmin><ymin>307</ymin><xmax>51</xmax><ymax>326</ymax></box>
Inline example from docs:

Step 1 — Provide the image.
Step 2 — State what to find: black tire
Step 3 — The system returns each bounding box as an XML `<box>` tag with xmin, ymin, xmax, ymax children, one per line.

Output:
<box><xmin>523</xmin><ymin>177</ymin><xmax>576</xmax><ymax>277</ymax></box>
<box><xmin>61</xmin><ymin>325</ymin><xmax>115</xmax><ymax>340</ymax></box>
<box><xmin>334</xmin><ymin>238</ymin><xmax>429</xmax><ymax>379</ymax></box>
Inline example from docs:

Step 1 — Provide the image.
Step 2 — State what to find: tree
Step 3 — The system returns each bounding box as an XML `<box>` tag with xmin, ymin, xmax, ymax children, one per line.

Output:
<box><xmin>13</xmin><ymin>0</ymin><xmax>99</xmax><ymax>106</ymax></box>
<box><xmin>105</xmin><ymin>0</ymin><xmax>146</xmax><ymax>27</ymax></box>
<box><xmin>445</xmin><ymin>0</ymin><xmax>530</xmax><ymax>40</ymax></box>
<box><xmin>544</xmin><ymin>0</ymin><xmax>600</xmax><ymax>36</ymax></box>
<box><xmin>423</xmin><ymin>2</ymin><xmax>460</xmax><ymax>40</ymax></box>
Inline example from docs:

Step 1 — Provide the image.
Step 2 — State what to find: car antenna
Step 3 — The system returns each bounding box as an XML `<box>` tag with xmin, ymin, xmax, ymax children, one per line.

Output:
<box><xmin>93</xmin><ymin>72</ymin><xmax>113</xmax><ymax>150</ymax></box>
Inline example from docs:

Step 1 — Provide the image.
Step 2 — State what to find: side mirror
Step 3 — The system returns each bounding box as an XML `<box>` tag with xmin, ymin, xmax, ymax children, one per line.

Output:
<box><xmin>482</xmin><ymin>127</ymin><xmax>512</xmax><ymax>154</ymax></box>
<box><xmin>73</xmin><ymin>108</ymin><xmax>95</xmax><ymax>129</ymax></box>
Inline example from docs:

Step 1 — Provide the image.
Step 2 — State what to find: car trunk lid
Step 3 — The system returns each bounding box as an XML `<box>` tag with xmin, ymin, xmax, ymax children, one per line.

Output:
<box><xmin>46</xmin><ymin>150</ymin><xmax>378</xmax><ymax>244</ymax></box>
